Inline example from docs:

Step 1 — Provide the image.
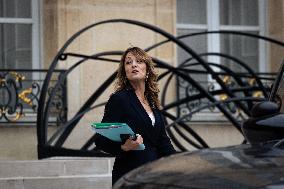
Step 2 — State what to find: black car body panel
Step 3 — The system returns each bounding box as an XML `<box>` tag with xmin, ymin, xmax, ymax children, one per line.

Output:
<box><xmin>114</xmin><ymin>142</ymin><xmax>284</xmax><ymax>189</ymax></box>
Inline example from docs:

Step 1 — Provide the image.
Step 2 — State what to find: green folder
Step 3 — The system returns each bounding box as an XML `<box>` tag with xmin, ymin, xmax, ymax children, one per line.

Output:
<box><xmin>91</xmin><ymin>122</ymin><xmax>145</xmax><ymax>150</ymax></box>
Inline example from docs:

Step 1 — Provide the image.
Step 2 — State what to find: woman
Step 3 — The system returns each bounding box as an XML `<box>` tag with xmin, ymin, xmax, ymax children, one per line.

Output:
<box><xmin>95</xmin><ymin>47</ymin><xmax>176</xmax><ymax>185</ymax></box>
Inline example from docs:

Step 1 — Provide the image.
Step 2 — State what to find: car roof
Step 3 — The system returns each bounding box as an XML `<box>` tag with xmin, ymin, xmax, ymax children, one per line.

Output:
<box><xmin>117</xmin><ymin>143</ymin><xmax>284</xmax><ymax>189</ymax></box>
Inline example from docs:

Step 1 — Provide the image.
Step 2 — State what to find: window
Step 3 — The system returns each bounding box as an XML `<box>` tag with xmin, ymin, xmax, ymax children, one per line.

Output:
<box><xmin>176</xmin><ymin>0</ymin><xmax>266</xmax><ymax>121</ymax></box>
<box><xmin>0</xmin><ymin>0</ymin><xmax>41</xmax><ymax>122</ymax></box>
<box><xmin>177</xmin><ymin>0</ymin><xmax>266</xmax><ymax>72</ymax></box>
<box><xmin>0</xmin><ymin>0</ymin><xmax>40</xmax><ymax>70</ymax></box>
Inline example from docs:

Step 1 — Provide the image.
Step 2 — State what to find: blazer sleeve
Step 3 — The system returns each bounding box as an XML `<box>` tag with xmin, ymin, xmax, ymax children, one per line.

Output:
<box><xmin>94</xmin><ymin>94</ymin><xmax>124</xmax><ymax>156</ymax></box>
<box><xmin>157</xmin><ymin>114</ymin><xmax>176</xmax><ymax>157</ymax></box>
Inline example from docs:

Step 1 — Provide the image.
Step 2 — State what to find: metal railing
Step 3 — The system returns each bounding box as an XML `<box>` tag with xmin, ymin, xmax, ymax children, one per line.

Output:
<box><xmin>0</xmin><ymin>69</ymin><xmax>67</xmax><ymax>125</ymax></box>
<box><xmin>176</xmin><ymin>72</ymin><xmax>276</xmax><ymax>122</ymax></box>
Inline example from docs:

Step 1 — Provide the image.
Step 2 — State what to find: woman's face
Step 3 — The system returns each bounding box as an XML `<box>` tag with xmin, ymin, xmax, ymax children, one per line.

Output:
<box><xmin>124</xmin><ymin>52</ymin><xmax>147</xmax><ymax>83</ymax></box>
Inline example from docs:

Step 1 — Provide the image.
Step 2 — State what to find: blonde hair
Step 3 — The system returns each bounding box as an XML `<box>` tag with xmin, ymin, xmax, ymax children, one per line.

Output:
<box><xmin>114</xmin><ymin>47</ymin><xmax>161</xmax><ymax>108</ymax></box>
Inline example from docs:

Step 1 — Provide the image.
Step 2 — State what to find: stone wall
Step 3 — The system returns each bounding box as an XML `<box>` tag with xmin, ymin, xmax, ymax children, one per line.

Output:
<box><xmin>268</xmin><ymin>0</ymin><xmax>284</xmax><ymax>71</ymax></box>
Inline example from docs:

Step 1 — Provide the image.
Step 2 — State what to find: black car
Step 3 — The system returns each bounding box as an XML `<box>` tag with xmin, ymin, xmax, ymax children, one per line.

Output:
<box><xmin>113</xmin><ymin>62</ymin><xmax>284</xmax><ymax>189</ymax></box>
<box><xmin>113</xmin><ymin>140</ymin><xmax>284</xmax><ymax>189</ymax></box>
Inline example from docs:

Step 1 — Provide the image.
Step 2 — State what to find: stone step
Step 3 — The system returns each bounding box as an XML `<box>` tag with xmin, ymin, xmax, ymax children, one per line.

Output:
<box><xmin>0</xmin><ymin>175</ymin><xmax>111</xmax><ymax>189</ymax></box>
<box><xmin>0</xmin><ymin>158</ymin><xmax>113</xmax><ymax>178</ymax></box>
<box><xmin>0</xmin><ymin>158</ymin><xmax>113</xmax><ymax>189</ymax></box>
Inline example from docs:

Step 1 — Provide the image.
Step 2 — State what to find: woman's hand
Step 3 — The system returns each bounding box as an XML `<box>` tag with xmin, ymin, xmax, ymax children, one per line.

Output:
<box><xmin>121</xmin><ymin>134</ymin><xmax>143</xmax><ymax>151</ymax></box>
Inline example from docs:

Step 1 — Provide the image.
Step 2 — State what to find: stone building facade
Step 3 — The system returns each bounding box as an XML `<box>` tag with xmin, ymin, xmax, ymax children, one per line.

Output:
<box><xmin>0</xmin><ymin>0</ymin><xmax>283</xmax><ymax>160</ymax></box>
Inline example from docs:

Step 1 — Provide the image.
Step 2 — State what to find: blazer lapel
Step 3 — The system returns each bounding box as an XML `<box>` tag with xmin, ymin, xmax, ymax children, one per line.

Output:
<box><xmin>126</xmin><ymin>90</ymin><xmax>157</xmax><ymax>145</ymax></box>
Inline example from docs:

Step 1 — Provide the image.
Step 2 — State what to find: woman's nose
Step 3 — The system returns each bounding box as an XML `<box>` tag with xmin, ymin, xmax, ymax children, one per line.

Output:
<box><xmin>132</xmin><ymin>61</ymin><xmax>137</xmax><ymax>67</ymax></box>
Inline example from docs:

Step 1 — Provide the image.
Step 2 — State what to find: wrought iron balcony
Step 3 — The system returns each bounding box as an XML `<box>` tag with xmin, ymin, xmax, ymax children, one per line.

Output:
<box><xmin>176</xmin><ymin>72</ymin><xmax>275</xmax><ymax>122</ymax></box>
<box><xmin>0</xmin><ymin>69</ymin><xmax>67</xmax><ymax>125</ymax></box>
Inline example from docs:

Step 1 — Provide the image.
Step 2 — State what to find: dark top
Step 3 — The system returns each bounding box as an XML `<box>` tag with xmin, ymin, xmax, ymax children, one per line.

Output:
<box><xmin>94</xmin><ymin>88</ymin><xmax>176</xmax><ymax>184</ymax></box>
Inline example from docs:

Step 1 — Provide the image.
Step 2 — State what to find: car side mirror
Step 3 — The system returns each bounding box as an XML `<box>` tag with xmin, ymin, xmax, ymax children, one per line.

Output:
<box><xmin>250</xmin><ymin>101</ymin><xmax>280</xmax><ymax>118</ymax></box>
<box><xmin>242</xmin><ymin>101</ymin><xmax>284</xmax><ymax>144</ymax></box>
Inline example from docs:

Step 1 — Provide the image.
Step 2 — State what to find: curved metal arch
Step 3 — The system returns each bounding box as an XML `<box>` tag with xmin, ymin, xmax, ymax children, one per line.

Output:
<box><xmin>38</xmin><ymin>19</ymin><xmax>228</xmax><ymax>147</ymax></box>
<box><xmin>54</xmin><ymin>54</ymin><xmax>246</xmax><ymax>147</ymax></box>
<box><xmin>37</xmin><ymin>19</ymin><xmax>278</xmax><ymax>159</ymax></box>
<box><xmin>38</xmin><ymin>19</ymin><xmax>255</xmax><ymax>143</ymax></box>
<box><xmin>145</xmin><ymin>30</ymin><xmax>284</xmax><ymax>52</ymax></box>
<box><xmin>49</xmin><ymin>55</ymin><xmax>263</xmax><ymax>151</ymax></box>
<box><xmin>164</xmin><ymin>96</ymin><xmax>265</xmax><ymax>151</ymax></box>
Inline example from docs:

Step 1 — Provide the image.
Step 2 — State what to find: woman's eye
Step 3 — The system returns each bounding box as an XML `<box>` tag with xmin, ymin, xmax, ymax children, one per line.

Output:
<box><xmin>126</xmin><ymin>61</ymin><xmax>132</xmax><ymax>64</ymax></box>
<box><xmin>137</xmin><ymin>60</ymin><xmax>143</xmax><ymax>64</ymax></box>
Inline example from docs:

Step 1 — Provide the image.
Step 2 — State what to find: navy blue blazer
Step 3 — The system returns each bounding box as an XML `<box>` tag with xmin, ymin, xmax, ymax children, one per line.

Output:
<box><xmin>95</xmin><ymin>88</ymin><xmax>175</xmax><ymax>184</ymax></box>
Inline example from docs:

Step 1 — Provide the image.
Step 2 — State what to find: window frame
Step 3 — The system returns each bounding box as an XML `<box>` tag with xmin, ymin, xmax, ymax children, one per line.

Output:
<box><xmin>176</xmin><ymin>0</ymin><xmax>267</xmax><ymax>121</ymax></box>
<box><xmin>0</xmin><ymin>0</ymin><xmax>41</xmax><ymax>72</ymax></box>
<box><xmin>176</xmin><ymin>0</ymin><xmax>267</xmax><ymax>72</ymax></box>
